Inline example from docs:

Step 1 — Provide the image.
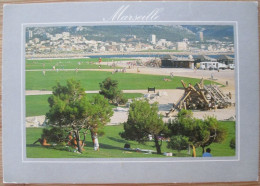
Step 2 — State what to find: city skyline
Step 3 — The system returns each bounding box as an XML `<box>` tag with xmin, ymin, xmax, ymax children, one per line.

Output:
<box><xmin>25</xmin><ymin>25</ymin><xmax>234</xmax><ymax>56</ymax></box>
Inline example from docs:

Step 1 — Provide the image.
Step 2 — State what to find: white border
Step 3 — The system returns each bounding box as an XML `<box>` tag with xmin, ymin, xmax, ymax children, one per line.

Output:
<box><xmin>3</xmin><ymin>1</ymin><xmax>258</xmax><ymax>183</ymax></box>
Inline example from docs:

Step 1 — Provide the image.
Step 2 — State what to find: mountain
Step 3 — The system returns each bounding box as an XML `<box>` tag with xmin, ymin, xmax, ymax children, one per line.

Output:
<box><xmin>26</xmin><ymin>25</ymin><xmax>234</xmax><ymax>42</ymax></box>
<box><xmin>182</xmin><ymin>25</ymin><xmax>234</xmax><ymax>41</ymax></box>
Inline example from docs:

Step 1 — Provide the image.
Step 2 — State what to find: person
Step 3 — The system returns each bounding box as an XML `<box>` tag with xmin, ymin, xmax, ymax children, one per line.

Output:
<box><xmin>202</xmin><ymin>148</ymin><xmax>212</xmax><ymax>157</ymax></box>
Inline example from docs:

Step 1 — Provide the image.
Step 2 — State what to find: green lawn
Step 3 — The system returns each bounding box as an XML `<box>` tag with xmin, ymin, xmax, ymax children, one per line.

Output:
<box><xmin>26</xmin><ymin>71</ymin><xmax>218</xmax><ymax>91</ymax></box>
<box><xmin>26</xmin><ymin>121</ymin><xmax>235</xmax><ymax>158</ymax></box>
<box><xmin>26</xmin><ymin>58</ymin><xmax>135</xmax><ymax>70</ymax></box>
<box><xmin>26</xmin><ymin>93</ymin><xmax>143</xmax><ymax>117</ymax></box>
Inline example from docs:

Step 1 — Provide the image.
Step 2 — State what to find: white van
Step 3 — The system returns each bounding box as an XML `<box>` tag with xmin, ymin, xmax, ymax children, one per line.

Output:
<box><xmin>228</xmin><ymin>64</ymin><xmax>235</xmax><ymax>70</ymax></box>
<box><xmin>200</xmin><ymin>62</ymin><xmax>219</xmax><ymax>70</ymax></box>
<box><xmin>218</xmin><ymin>63</ymin><xmax>228</xmax><ymax>70</ymax></box>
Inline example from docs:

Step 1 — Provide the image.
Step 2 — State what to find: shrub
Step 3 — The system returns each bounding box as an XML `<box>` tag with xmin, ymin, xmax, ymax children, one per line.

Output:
<box><xmin>42</xmin><ymin>127</ymin><xmax>68</xmax><ymax>144</ymax></box>
<box><xmin>99</xmin><ymin>77</ymin><xmax>127</xmax><ymax>105</ymax></box>
<box><xmin>230</xmin><ymin>137</ymin><xmax>236</xmax><ymax>149</ymax></box>
<box><xmin>167</xmin><ymin>135</ymin><xmax>189</xmax><ymax>152</ymax></box>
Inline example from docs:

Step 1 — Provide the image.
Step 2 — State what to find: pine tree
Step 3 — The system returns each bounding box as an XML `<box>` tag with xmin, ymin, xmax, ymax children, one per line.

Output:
<box><xmin>121</xmin><ymin>99</ymin><xmax>166</xmax><ymax>154</ymax></box>
<box><xmin>46</xmin><ymin>79</ymin><xmax>113</xmax><ymax>153</ymax></box>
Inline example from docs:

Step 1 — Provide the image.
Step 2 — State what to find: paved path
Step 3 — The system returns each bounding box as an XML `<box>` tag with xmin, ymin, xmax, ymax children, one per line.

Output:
<box><xmin>26</xmin><ymin>89</ymin><xmax>154</xmax><ymax>95</ymax></box>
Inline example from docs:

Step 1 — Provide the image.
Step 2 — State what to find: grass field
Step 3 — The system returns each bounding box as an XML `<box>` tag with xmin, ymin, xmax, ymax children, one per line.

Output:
<box><xmin>26</xmin><ymin>71</ymin><xmax>218</xmax><ymax>91</ymax></box>
<box><xmin>26</xmin><ymin>93</ymin><xmax>143</xmax><ymax>117</ymax></box>
<box><xmin>26</xmin><ymin>58</ymin><xmax>135</xmax><ymax>70</ymax></box>
<box><xmin>25</xmin><ymin>57</ymin><xmax>231</xmax><ymax>159</ymax></box>
<box><xmin>26</xmin><ymin>121</ymin><xmax>235</xmax><ymax>158</ymax></box>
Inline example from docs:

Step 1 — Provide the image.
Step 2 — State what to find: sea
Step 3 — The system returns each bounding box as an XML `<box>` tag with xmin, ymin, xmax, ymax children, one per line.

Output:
<box><xmin>89</xmin><ymin>54</ymin><xmax>234</xmax><ymax>59</ymax></box>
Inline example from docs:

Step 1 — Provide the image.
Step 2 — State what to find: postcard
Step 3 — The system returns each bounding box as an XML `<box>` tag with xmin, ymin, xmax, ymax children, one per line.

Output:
<box><xmin>2</xmin><ymin>1</ymin><xmax>259</xmax><ymax>184</ymax></box>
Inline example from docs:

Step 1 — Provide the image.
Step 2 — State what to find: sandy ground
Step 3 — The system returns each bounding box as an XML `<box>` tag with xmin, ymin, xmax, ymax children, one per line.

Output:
<box><xmin>26</xmin><ymin>64</ymin><xmax>236</xmax><ymax>127</ymax></box>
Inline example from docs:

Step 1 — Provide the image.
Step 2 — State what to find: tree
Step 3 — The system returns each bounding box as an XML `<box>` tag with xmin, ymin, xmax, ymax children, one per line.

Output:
<box><xmin>120</xmin><ymin>99</ymin><xmax>166</xmax><ymax>154</ymax></box>
<box><xmin>168</xmin><ymin>110</ymin><xmax>199</xmax><ymax>157</ymax></box>
<box><xmin>99</xmin><ymin>77</ymin><xmax>127</xmax><ymax>105</ymax></box>
<box><xmin>87</xmin><ymin>94</ymin><xmax>114</xmax><ymax>151</ymax></box>
<box><xmin>46</xmin><ymin>79</ymin><xmax>113</xmax><ymax>153</ymax></box>
<box><xmin>168</xmin><ymin>109</ymin><xmax>227</xmax><ymax>157</ymax></box>
<box><xmin>200</xmin><ymin>116</ymin><xmax>227</xmax><ymax>153</ymax></box>
<box><xmin>167</xmin><ymin>135</ymin><xmax>189</xmax><ymax>155</ymax></box>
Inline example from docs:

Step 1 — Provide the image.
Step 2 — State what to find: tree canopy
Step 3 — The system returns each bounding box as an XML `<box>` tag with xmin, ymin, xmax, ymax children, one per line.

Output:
<box><xmin>99</xmin><ymin>77</ymin><xmax>127</xmax><ymax>105</ymax></box>
<box><xmin>167</xmin><ymin>109</ymin><xmax>227</xmax><ymax>156</ymax></box>
<box><xmin>46</xmin><ymin>79</ymin><xmax>113</xmax><ymax>152</ymax></box>
<box><xmin>120</xmin><ymin>99</ymin><xmax>167</xmax><ymax>154</ymax></box>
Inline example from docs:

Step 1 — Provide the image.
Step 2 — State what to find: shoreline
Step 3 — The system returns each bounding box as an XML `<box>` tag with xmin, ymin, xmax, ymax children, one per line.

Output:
<box><xmin>26</xmin><ymin>51</ymin><xmax>234</xmax><ymax>60</ymax></box>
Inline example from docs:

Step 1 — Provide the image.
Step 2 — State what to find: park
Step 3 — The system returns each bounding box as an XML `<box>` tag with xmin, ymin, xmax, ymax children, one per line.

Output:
<box><xmin>26</xmin><ymin>57</ymin><xmax>236</xmax><ymax>158</ymax></box>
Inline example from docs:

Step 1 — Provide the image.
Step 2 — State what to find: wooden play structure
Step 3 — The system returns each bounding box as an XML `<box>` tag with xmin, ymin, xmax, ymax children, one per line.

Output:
<box><xmin>166</xmin><ymin>78</ymin><xmax>232</xmax><ymax>117</ymax></box>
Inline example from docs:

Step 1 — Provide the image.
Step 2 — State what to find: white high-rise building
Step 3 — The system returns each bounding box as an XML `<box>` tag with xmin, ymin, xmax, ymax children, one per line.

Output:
<box><xmin>28</xmin><ymin>30</ymin><xmax>33</xmax><ymax>39</ymax></box>
<box><xmin>149</xmin><ymin>34</ymin><xmax>156</xmax><ymax>44</ymax></box>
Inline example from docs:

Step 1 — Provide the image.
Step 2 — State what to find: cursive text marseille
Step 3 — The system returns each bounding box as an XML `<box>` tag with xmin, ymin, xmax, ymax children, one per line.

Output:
<box><xmin>103</xmin><ymin>5</ymin><xmax>163</xmax><ymax>22</ymax></box>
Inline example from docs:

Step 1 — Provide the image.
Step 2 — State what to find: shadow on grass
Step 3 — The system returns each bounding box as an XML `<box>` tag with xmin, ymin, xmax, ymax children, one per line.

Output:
<box><xmin>107</xmin><ymin>137</ymin><xmax>129</xmax><ymax>144</ymax></box>
<box><xmin>27</xmin><ymin>144</ymin><xmax>76</xmax><ymax>153</ymax></box>
<box><xmin>99</xmin><ymin>143</ymin><xmax>124</xmax><ymax>151</ymax></box>
<box><xmin>27</xmin><ymin>144</ymin><xmax>41</xmax><ymax>147</ymax></box>
<box><xmin>27</xmin><ymin>140</ymin><xmax>127</xmax><ymax>154</ymax></box>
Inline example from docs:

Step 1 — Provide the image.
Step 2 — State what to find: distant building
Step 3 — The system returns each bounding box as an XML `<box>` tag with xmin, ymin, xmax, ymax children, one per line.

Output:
<box><xmin>177</xmin><ymin>42</ymin><xmax>187</xmax><ymax>51</ymax></box>
<box><xmin>161</xmin><ymin>55</ymin><xmax>194</xmax><ymax>68</ymax></box>
<box><xmin>217</xmin><ymin>55</ymin><xmax>234</xmax><ymax>65</ymax></box>
<box><xmin>62</xmin><ymin>32</ymin><xmax>70</xmax><ymax>39</ymax></box>
<box><xmin>195</xmin><ymin>55</ymin><xmax>217</xmax><ymax>63</ymax></box>
<box><xmin>157</xmin><ymin>39</ymin><xmax>167</xmax><ymax>47</ymax></box>
<box><xmin>149</xmin><ymin>34</ymin><xmax>156</xmax><ymax>44</ymax></box>
<box><xmin>29</xmin><ymin>30</ymin><xmax>33</xmax><ymax>39</ymax></box>
<box><xmin>207</xmin><ymin>45</ymin><xmax>214</xmax><ymax>51</ymax></box>
<box><xmin>183</xmin><ymin>38</ymin><xmax>189</xmax><ymax>43</ymax></box>
<box><xmin>196</xmin><ymin>31</ymin><xmax>204</xmax><ymax>42</ymax></box>
<box><xmin>199</xmin><ymin>31</ymin><xmax>204</xmax><ymax>42</ymax></box>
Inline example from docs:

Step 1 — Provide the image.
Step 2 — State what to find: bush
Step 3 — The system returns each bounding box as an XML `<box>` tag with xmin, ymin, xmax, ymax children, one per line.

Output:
<box><xmin>230</xmin><ymin>137</ymin><xmax>236</xmax><ymax>149</ymax></box>
<box><xmin>167</xmin><ymin>135</ymin><xmax>189</xmax><ymax>152</ymax></box>
<box><xmin>116</xmin><ymin>91</ymin><xmax>127</xmax><ymax>105</ymax></box>
<box><xmin>99</xmin><ymin>77</ymin><xmax>127</xmax><ymax>105</ymax></box>
<box><xmin>42</xmin><ymin>127</ymin><xmax>69</xmax><ymax>144</ymax></box>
